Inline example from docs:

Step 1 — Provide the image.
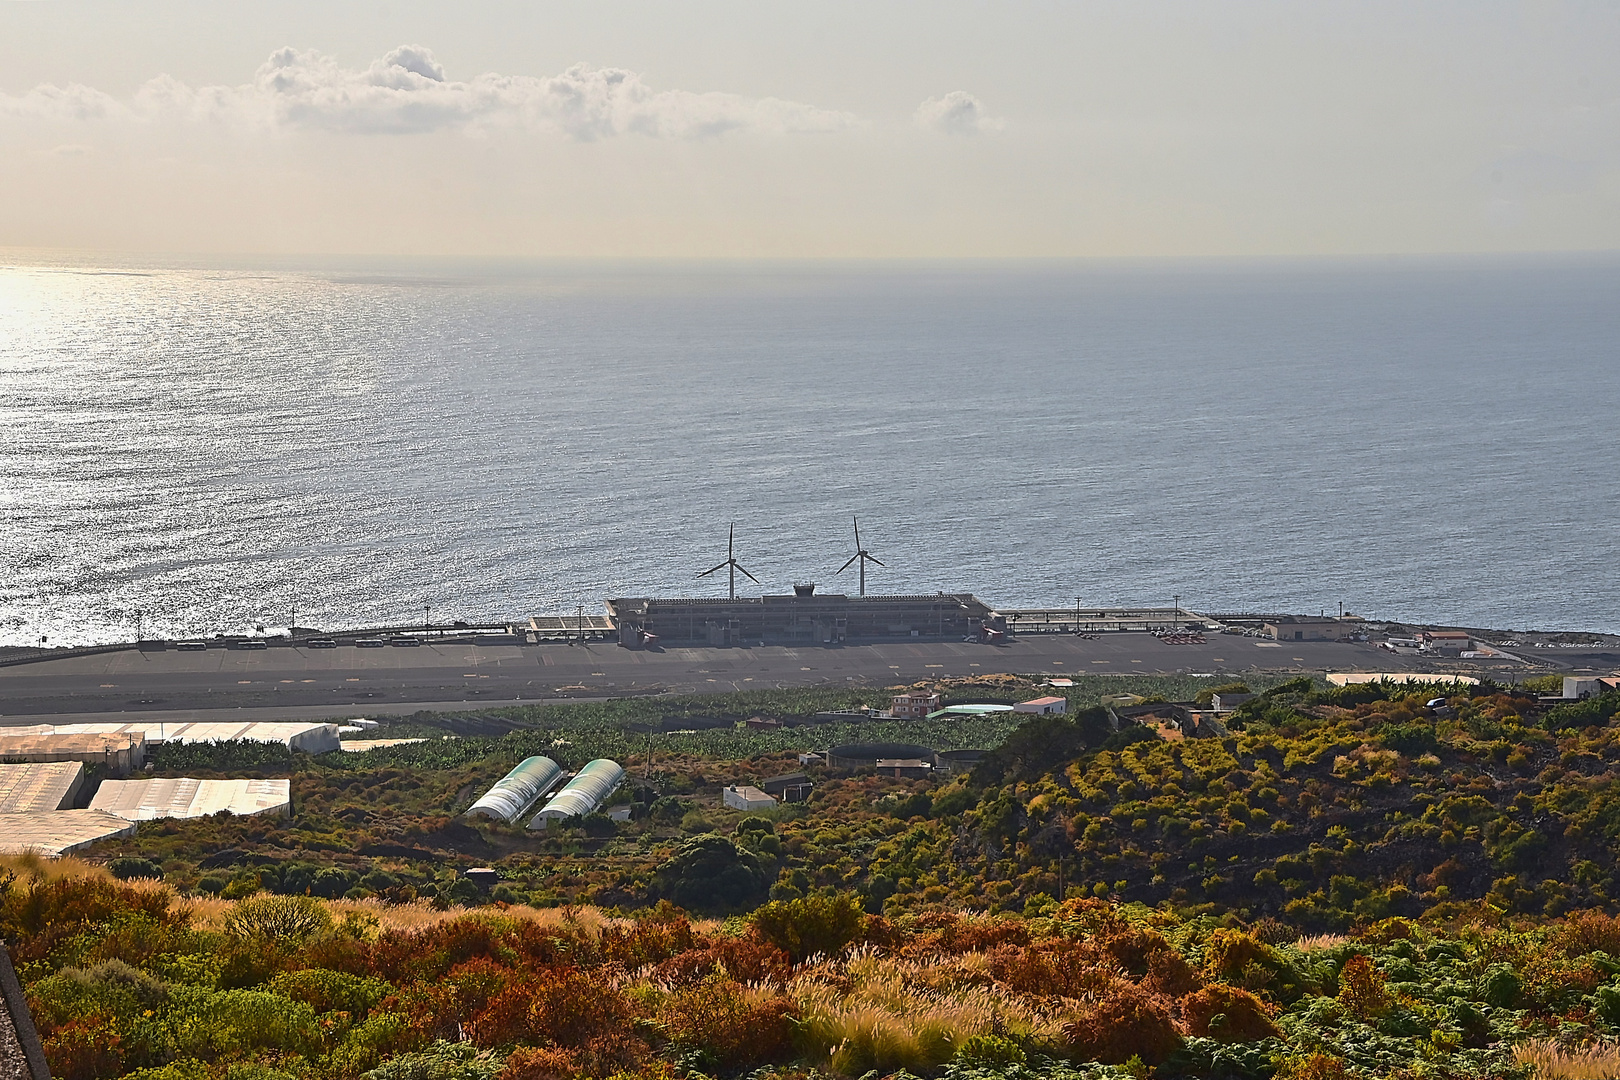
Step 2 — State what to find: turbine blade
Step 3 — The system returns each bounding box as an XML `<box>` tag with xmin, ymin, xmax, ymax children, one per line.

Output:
<box><xmin>866</xmin><ymin>555</ymin><xmax>885</xmax><ymax>567</ymax></box>
<box><xmin>853</xmin><ymin>516</ymin><xmax>861</xmax><ymax>548</ymax></box>
<box><xmin>737</xmin><ymin>564</ymin><xmax>760</xmax><ymax>584</ymax></box>
<box><xmin>698</xmin><ymin>562</ymin><xmax>727</xmax><ymax>577</ymax></box>
<box><xmin>837</xmin><ymin>555</ymin><xmax>860</xmax><ymax>574</ymax></box>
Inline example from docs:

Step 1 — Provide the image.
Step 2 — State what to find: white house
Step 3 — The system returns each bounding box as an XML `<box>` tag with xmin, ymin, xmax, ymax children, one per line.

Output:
<box><xmin>722</xmin><ymin>785</ymin><xmax>776</xmax><ymax>812</ymax></box>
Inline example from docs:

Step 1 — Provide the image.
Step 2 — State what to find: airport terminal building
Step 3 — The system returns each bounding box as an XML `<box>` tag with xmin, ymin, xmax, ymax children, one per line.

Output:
<box><xmin>607</xmin><ymin>590</ymin><xmax>1000</xmax><ymax>646</ymax></box>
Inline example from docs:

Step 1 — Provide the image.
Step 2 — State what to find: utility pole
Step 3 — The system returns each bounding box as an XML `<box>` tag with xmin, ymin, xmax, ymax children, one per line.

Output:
<box><xmin>134</xmin><ymin>609</ymin><xmax>143</xmax><ymax>643</ymax></box>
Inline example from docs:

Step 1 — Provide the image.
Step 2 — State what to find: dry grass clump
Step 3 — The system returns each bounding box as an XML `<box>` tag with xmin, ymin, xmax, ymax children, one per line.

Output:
<box><xmin>0</xmin><ymin>852</ymin><xmax>110</xmax><ymax>882</ymax></box>
<box><xmin>791</xmin><ymin>946</ymin><xmax>1070</xmax><ymax>1075</ymax></box>
<box><xmin>1514</xmin><ymin>1038</ymin><xmax>1620</xmax><ymax>1080</ymax></box>
<box><xmin>1293</xmin><ymin>933</ymin><xmax>1351</xmax><ymax>952</ymax></box>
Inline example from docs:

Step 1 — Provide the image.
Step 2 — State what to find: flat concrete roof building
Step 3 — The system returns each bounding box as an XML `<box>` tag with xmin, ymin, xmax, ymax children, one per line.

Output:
<box><xmin>0</xmin><ymin>762</ymin><xmax>85</xmax><ymax>813</ymax></box>
<box><xmin>722</xmin><ymin>785</ymin><xmax>777</xmax><ymax>812</ymax></box>
<box><xmin>1014</xmin><ymin>696</ymin><xmax>1067</xmax><ymax>714</ymax></box>
<box><xmin>1265</xmin><ymin>617</ymin><xmax>1356</xmax><ymax>642</ymax></box>
<box><xmin>607</xmin><ymin>591</ymin><xmax>999</xmax><ymax>647</ymax></box>
<box><xmin>90</xmin><ymin>778</ymin><xmax>292</xmax><ymax>821</ymax></box>
<box><xmin>0</xmin><ymin>809</ymin><xmax>137</xmax><ymax>856</ymax></box>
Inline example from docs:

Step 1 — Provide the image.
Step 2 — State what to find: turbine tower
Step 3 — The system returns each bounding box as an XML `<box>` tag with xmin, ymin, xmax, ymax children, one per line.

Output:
<box><xmin>836</xmin><ymin>516</ymin><xmax>885</xmax><ymax>597</ymax></box>
<box><xmin>698</xmin><ymin>523</ymin><xmax>759</xmax><ymax>599</ymax></box>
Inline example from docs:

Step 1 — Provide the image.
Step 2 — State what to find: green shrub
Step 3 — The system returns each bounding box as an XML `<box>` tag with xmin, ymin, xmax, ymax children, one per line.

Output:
<box><xmin>108</xmin><ymin>858</ymin><xmax>166</xmax><ymax>881</ymax></box>
<box><xmin>752</xmin><ymin>893</ymin><xmax>866</xmax><ymax>963</ymax></box>
<box><xmin>223</xmin><ymin>894</ymin><xmax>333</xmax><ymax>942</ymax></box>
<box><xmin>362</xmin><ymin>1040</ymin><xmax>503</xmax><ymax>1080</ymax></box>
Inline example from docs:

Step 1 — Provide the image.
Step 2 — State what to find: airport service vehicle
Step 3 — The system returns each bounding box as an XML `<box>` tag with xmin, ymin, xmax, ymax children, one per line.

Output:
<box><xmin>355</xmin><ymin>638</ymin><xmax>385</xmax><ymax>648</ymax></box>
<box><xmin>306</xmin><ymin>638</ymin><xmax>337</xmax><ymax>649</ymax></box>
<box><xmin>176</xmin><ymin>641</ymin><xmax>207</xmax><ymax>651</ymax></box>
<box><xmin>232</xmin><ymin>639</ymin><xmax>268</xmax><ymax>650</ymax></box>
<box><xmin>387</xmin><ymin>637</ymin><xmax>422</xmax><ymax>647</ymax></box>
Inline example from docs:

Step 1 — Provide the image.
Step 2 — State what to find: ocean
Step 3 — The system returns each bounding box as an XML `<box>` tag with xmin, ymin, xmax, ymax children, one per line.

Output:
<box><xmin>1</xmin><ymin>253</ymin><xmax>1617</xmax><ymax>647</ymax></box>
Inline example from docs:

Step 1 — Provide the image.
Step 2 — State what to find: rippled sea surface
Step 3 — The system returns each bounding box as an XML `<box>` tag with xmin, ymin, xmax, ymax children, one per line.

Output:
<box><xmin>1</xmin><ymin>254</ymin><xmax>1617</xmax><ymax>645</ymax></box>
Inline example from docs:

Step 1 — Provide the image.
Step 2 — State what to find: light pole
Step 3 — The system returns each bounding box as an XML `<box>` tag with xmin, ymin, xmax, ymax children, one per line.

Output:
<box><xmin>423</xmin><ymin>603</ymin><xmax>431</xmax><ymax>635</ymax></box>
<box><xmin>134</xmin><ymin>609</ymin><xmax>143</xmax><ymax>643</ymax></box>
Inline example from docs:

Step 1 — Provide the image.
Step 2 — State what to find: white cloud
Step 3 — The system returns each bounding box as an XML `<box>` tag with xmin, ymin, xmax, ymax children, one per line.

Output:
<box><xmin>914</xmin><ymin>91</ymin><xmax>1001</xmax><ymax>136</ymax></box>
<box><xmin>0</xmin><ymin>45</ymin><xmax>861</xmax><ymax>139</ymax></box>
<box><xmin>0</xmin><ymin>82</ymin><xmax>123</xmax><ymax>121</ymax></box>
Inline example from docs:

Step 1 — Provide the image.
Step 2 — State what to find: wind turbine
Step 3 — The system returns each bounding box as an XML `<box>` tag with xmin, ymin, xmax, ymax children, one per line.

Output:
<box><xmin>698</xmin><ymin>523</ymin><xmax>759</xmax><ymax>599</ymax></box>
<box><xmin>836</xmin><ymin>516</ymin><xmax>885</xmax><ymax>597</ymax></box>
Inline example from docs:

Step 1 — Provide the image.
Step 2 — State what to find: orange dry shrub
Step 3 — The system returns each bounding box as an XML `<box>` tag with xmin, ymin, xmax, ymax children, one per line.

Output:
<box><xmin>500</xmin><ymin>1046</ymin><xmax>580</xmax><ymax>1080</ymax></box>
<box><xmin>1559</xmin><ymin>910</ymin><xmax>1620</xmax><ymax>956</ymax></box>
<box><xmin>1336</xmin><ymin>955</ymin><xmax>1390</xmax><ymax>1020</ymax></box>
<box><xmin>652</xmin><ymin>935</ymin><xmax>792</xmax><ymax>988</ymax></box>
<box><xmin>1062</xmin><ymin>978</ymin><xmax>1182</xmax><ymax>1065</ymax></box>
<box><xmin>367</xmin><ymin>916</ymin><xmax>582</xmax><ymax>984</ymax></box>
<box><xmin>900</xmin><ymin>911</ymin><xmax>1032</xmax><ymax>957</ymax></box>
<box><xmin>1143</xmin><ymin>949</ymin><xmax>1202</xmax><ymax>997</ymax></box>
<box><xmin>4</xmin><ymin>875</ymin><xmax>183</xmax><ymax>966</ymax></box>
<box><xmin>986</xmin><ymin>939</ymin><xmax>1114</xmax><ymax>999</ymax></box>
<box><xmin>38</xmin><ymin>1012</ymin><xmax>123</xmax><ymax>1080</ymax></box>
<box><xmin>1181</xmin><ymin>985</ymin><xmax>1280</xmax><ymax>1042</ymax></box>
<box><xmin>601</xmin><ymin>905</ymin><xmax>699</xmax><ymax>967</ymax></box>
<box><xmin>469</xmin><ymin>964</ymin><xmax>646</xmax><ymax>1075</ymax></box>
<box><xmin>657</xmin><ymin>975</ymin><xmax>797</xmax><ymax>1068</ymax></box>
<box><xmin>1097</xmin><ymin>924</ymin><xmax>1177</xmax><ymax>976</ymax></box>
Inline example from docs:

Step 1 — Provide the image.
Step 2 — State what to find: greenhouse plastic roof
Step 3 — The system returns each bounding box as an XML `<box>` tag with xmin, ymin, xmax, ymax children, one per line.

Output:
<box><xmin>90</xmin><ymin>778</ymin><xmax>292</xmax><ymax>821</ymax></box>
<box><xmin>0</xmin><ymin>762</ymin><xmax>84</xmax><ymax>813</ymax></box>
<box><xmin>529</xmin><ymin>759</ymin><xmax>623</xmax><ymax>824</ymax></box>
<box><xmin>0</xmin><ymin>809</ymin><xmax>137</xmax><ymax>855</ymax></box>
<box><xmin>6</xmin><ymin>721</ymin><xmax>340</xmax><ymax>753</ymax></box>
<box><xmin>466</xmin><ymin>756</ymin><xmax>563</xmax><ymax>824</ymax></box>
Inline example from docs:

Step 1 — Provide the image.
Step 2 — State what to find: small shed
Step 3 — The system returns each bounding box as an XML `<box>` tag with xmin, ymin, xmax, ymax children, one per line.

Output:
<box><xmin>761</xmin><ymin>772</ymin><xmax>813</xmax><ymax>802</ymax></box>
<box><xmin>722</xmin><ymin>785</ymin><xmax>777</xmax><ymax>812</ymax></box>
<box><xmin>1210</xmin><ymin>693</ymin><xmax>1255</xmax><ymax>712</ymax></box>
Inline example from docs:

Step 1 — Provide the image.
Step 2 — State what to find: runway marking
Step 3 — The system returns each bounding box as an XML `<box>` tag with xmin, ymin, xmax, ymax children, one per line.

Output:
<box><xmin>100</xmin><ymin>683</ymin><xmax>116</xmax><ymax>687</ymax></box>
<box><xmin>801</xmin><ymin>667</ymin><xmax>811</xmax><ymax>671</ymax></box>
<box><xmin>463</xmin><ymin>674</ymin><xmax>478</xmax><ymax>678</ymax></box>
<box><xmin>346</xmin><ymin>678</ymin><xmax>360</xmax><ymax>682</ymax></box>
<box><xmin>970</xmin><ymin>663</ymin><xmax>980</xmax><ymax>667</ymax></box>
<box><xmin>1131</xmin><ymin>660</ymin><xmax>1142</xmax><ymax>664</ymax></box>
<box><xmin>1213</xmin><ymin>658</ymin><xmax>1225</xmax><ymax>662</ymax></box>
<box><xmin>1293</xmin><ymin>657</ymin><xmax>1305</xmax><ymax>661</ymax></box>
<box><xmin>1093</xmin><ymin>660</ymin><xmax>1108</xmax><ymax>664</ymax></box>
<box><xmin>237</xmin><ymin>680</ymin><xmax>252</xmax><ymax>684</ymax></box>
<box><xmin>280</xmin><ymin>680</ymin><xmax>295</xmax><ymax>683</ymax></box>
<box><xmin>889</xmin><ymin>665</ymin><xmax>900</xmax><ymax>669</ymax></box>
<box><xmin>925</xmin><ymin>664</ymin><xmax>943</xmax><ymax>668</ymax></box>
<box><xmin>591</xmin><ymin>672</ymin><xmax>605</xmax><ymax>676</ymax></box>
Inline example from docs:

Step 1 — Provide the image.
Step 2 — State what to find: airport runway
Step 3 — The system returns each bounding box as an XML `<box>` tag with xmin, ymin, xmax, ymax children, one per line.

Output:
<box><xmin>0</xmin><ymin>631</ymin><xmax>1494</xmax><ymax>722</ymax></box>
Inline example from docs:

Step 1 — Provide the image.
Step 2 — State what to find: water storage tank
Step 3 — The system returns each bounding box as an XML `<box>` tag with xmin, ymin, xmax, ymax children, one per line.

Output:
<box><xmin>465</xmin><ymin>756</ymin><xmax>563</xmax><ymax>824</ymax></box>
<box><xmin>527</xmin><ymin>759</ymin><xmax>624</xmax><ymax>828</ymax></box>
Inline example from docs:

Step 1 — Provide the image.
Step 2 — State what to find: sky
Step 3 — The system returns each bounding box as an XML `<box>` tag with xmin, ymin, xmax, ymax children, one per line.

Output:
<box><xmin>1</xmin><ymin>1</ymin><xmax>1617</xmax><ymax>258</ymax></box>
